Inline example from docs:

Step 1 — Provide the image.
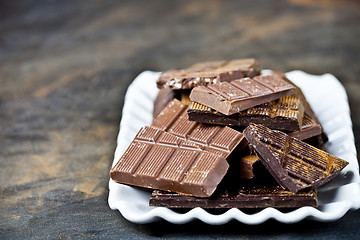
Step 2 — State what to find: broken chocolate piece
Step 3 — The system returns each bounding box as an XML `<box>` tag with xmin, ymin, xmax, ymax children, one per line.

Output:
<box><xmin>189</xmin><ymin>75</ymin><xmax>295</xmax><ymax>115</ymax></box>
<box><xmin>149</xmin><ymin>183</ymin><xmax>317</xmax><ymax>209</ymax></box>
<box><xmin>151</xmin><ymin>99</ymin><xmax>246</xmax><ymax>158</ymax></box>
<box><xmin>239</xmin><ymin>155</ymin><xmax>260</xmax><ymax>179</ymax></box>
<box><xmin>243</xmin><ymin>123</ymin><xmax>349</xmax><ymax>193</ymax></box>
<box><xmin>110</xmin><ymin>126</ymin><xmax>229</xmax><ymax>197</ymax></box>
<box><xmin>188</xmin><ymin>94</ymin><xmax>304</xmax><ymax>131</ymax></box>
<box><xmin>157</xmin><ymin>59</ymin><xmax>261</xmax><ymax>89</ymax></box>
<box><xmin>179</xmin><ymin>91</ymin><xmax>191</xmax><ymax>105</ymax></box>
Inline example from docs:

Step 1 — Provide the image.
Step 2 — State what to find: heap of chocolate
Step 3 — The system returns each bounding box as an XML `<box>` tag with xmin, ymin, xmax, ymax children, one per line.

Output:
<box><xmin>110</xmin><ymin>59</ymin><xmax>348</xmax><ymax>209</ymax></box>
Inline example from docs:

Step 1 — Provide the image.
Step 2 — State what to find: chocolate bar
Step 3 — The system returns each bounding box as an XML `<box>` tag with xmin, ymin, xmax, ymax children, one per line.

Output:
<box><xmin>238</xmin><ymin>116</ymin><xmax>324</xmax><ymax>179</ymax></box>
<box><xmin>288</xmin><ymin>115</ymin><xmax>322</xmax><ymax>140</ymax></box>
<box><xmin>243</xmin><ymin>124</ymin><xmax>349</xmax><ymax>193</ymax></box>
<box><xmin>149</xmin><ymin>183</ymin><xmax>317</xmax><ymax>209</ymax></box>
<box><xmin>151</xmin><ymin>99</ymin><xmax>246</xmax><ymax>158</ymax></box>
<box><xmin>274</xmin><ymin>72</ymin><xmax>319</xmax><ymax>123</ymax></box>
<box><xmin>110</xmin><ymin>126</ymin><xmax>229</xmax><ymax>197</ymax></box>
<box><xmin>157</xmin><ymin>59</ymin><xmax>261</xmax><ymax>89</ymax></box>
<box><xmin>188</xmin><ymin>95</ymin><xmax>304</xmax><ymax>131</ymax></box>
<box><xmin>275</xmin><ymin>72</ymin><xmax>328</xmax><ymax>144</ymax></box>
<box><xmin>189</xmin><ymin>75</ymin><xmax>295</xmax><ymax>115</ymax></box>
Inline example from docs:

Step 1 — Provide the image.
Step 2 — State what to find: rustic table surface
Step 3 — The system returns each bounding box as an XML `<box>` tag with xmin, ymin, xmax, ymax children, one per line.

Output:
<box><xmin>1</xmin><ymin>0</ymin><xmax>360</xmax><ymax>239</ymax></box>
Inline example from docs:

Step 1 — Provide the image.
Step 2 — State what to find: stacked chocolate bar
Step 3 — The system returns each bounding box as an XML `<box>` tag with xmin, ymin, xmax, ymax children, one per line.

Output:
<box><xmin>110</xmin><ymin>59</ymin><xmax>348</xmax><ymax>209</ymax></box>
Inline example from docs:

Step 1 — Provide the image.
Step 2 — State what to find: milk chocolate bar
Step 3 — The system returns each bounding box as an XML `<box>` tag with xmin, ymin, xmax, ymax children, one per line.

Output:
<box><xmin>157</xmin><ymin>59</ymin><xmax>261</xmax><ymax>89</ymax></box>
<box><xmin>110</xmin><ymin>126</ymin><xmax>229</xmax><ymax>197</ymax></box>
<box><xmin>188</xmin><ymin>95</ymin><xmax>304</xmax><ymax>131</ymax></box>
<box><xmin>152</xmin><ymin>99</ymin><xmax>246</xmax><ymax>158</ymax></box>
<box><xmin>243</xmin><ymin>124</ymin><xmax>349</xmax><ymax>193</ymax></box>
<box><xmin>189</xmin><ymin>75</ymin><xmax>295</xmax><ymax>115</ymax></box>
<box><xmin>149</xmin><ymin>183</ymin><xmax>317</xmax><ymax>209</ymax></box>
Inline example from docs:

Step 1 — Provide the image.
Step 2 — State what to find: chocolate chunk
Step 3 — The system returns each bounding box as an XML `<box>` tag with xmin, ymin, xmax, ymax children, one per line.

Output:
<box><xmin>188</xmin><ymin>94</ymin><xmax>304</xmax><ymax>131</ymax></box>
<box><xmin>151</xmin><ymin>99</ymin><xmax>246</xmax><ymax>158</ymax></box>
<box><xmin>157</xmin><ymin>59</ymin><xmax>261</xmax><ymax>89</ymax></box>
<box><xmin>179</xmin><ymin>91</ymin><xmax>191</xmax><ymax>105</ymax></box>
<box><xmin>189</xmin><ymin>75</ymin><xmax>295</xmax><ymax>115</ymax></box>
<box><xmin>243</xmin><ymin>124</ymin><xmax>349</xmax><ymax>193</ymax></box>
<box><xmin>238</xmin><ymin>155</ymin><xmax>260</xmax><ymax>179</ymax></box>
<box><xmin>110</xmin><ymin>126</ymin><xmax>229</xmax><ymax>197</ymax></box>
<box><xmin>149</xmin><ymin>183</ymin><xmax>317</xmax><ymax>209</ymax></box>
<box><xmin>236</xmin><ymin>154</ymin><xmax>280</xmax><ymax>180</ymax></box>
<box><xmin>288</xmin><ymin>115</ymin><xmax>322</xmax><ymax>140</ymax></box>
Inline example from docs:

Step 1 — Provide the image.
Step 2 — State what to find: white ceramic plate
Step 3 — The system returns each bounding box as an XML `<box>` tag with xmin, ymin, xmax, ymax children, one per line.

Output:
<box><xmin>108</xmin><ymin>70</ymin><xmax>360</xmax><ymax>224</ymax></box>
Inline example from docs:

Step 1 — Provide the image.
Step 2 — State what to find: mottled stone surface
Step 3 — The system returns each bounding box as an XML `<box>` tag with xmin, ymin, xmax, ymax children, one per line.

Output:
<box><xmin>1</xmin><ymin>0</ymin><xmax>359</xmax><ymax>239</ymax></box>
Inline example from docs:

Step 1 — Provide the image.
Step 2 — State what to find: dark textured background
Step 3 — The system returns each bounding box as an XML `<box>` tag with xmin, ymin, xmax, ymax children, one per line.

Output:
<box><xmin>1</xmin><ymin>0</ymin><xmax>359</xmax><ymax>239</ymax></box>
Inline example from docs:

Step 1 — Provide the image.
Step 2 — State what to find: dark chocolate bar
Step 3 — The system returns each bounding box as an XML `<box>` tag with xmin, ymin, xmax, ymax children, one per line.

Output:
<box><xmin>274</xmin><ymin>72</ymin><xmax>319</xmax><ymax>124</ymax></box>
<box><xmin>274</xmin><ymin>72</ymin><xmax>328</xmax><ymax>144</ymax></box>
<box><xmin>149</xmin><ymin>183</ymin><xmax>317</xmax><ymax>209</ymax></box>
<box><xmin>288</xmin><ymin>115</ymin><xmax>322</xmax><ymax>140</ymax></box>
<box><xmin>188</xmin><ymin>95</ymin><xmax>304</xmax><ymax>131</ymax></box>
<box><xmin>243</xmin><ymin>124</ymin><xmax>349</xmax><ymax>193</ymax></box>
<box><xmin>157</xmin><ymin>59</ymin><xmax>261</xmax><ymax>89</ymax></box>
<box><xmin>189</xmin><ymin>75</ymin><xmax>295</xmax><ymax>115</ymax></box>
<box><xmin>110</xmin><ymin>126</ymin><xmax>229</xmax><ymax>197</ymax></box>
<box><xmin>151</xmin><ymin>99</ymin><xmax>246</xmax><ymax>158</ymax></box>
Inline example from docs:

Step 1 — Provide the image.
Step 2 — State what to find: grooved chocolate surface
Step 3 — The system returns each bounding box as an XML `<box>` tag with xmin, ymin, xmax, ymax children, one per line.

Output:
<box><xmin>243</xmin><ymin>124</ymin><xmax>349</xmax><ymax>193</ymax></box>
<box><xmin>275</xmin><ymin>72</ymin><xmax>319</xmax><ymax>123</ymax></box>
<box><xmin>110</xmin><ymin>126</ymin><xmax>229</xmax><ymax>197</ymax></box>
<box><xmin>149</xmin><ymin>183</ymin><xmax>318</xmax><ymax>209</ymax></box>
<box><xmin>276</xmin><ymin>72</ymin><xmax>328</xmax><ymax>145</ymax></box>
<box><xmin>151</xmin><ymin>99</ymin><xmax>246</xmax><ymax>158</ymax></box>
<box><xmin>156</xmin><ymin>58</ymin><xmax>261</xmax><ymax>89</ymax></box>
<box><xmin>189</xmin><ymin>75</ymin><xmax>295</xmax><ymax>115</ymax></box>
<box><xmin>288</xmin><ymin>115</ymin><xmax>322</xmax><ymax>140</ymax></box>
<box><xmin>188</xmin><ymin>94</ymin><xmax>304</xmax><ymax>131</ymax></box>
